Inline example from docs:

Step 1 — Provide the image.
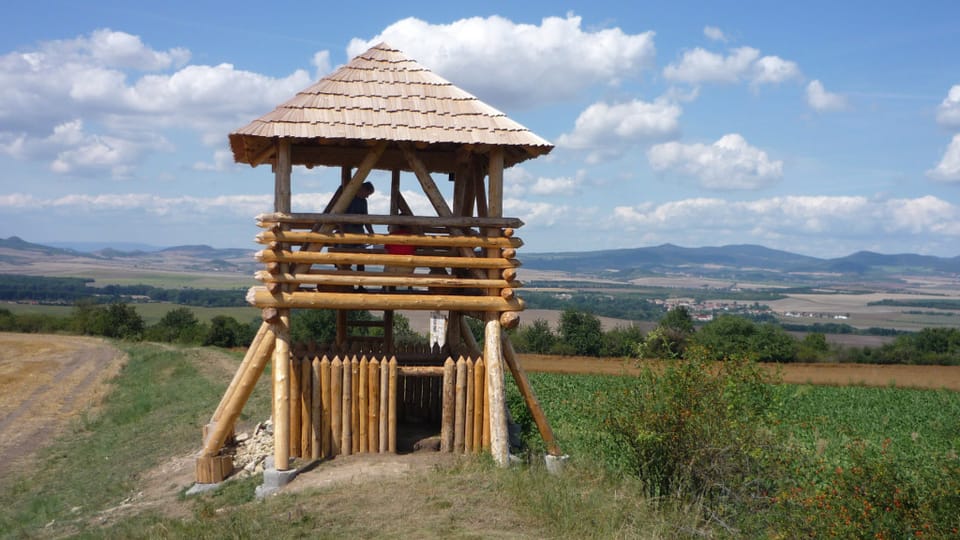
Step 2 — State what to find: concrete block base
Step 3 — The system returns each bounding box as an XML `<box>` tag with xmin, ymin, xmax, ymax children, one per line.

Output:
<box><xmin>255</xmin><ymin>467</ymin><xmax>298</xmax><ymax>499</ymax></box>
<box><xmin>544</xmin><ymin>454</ymin><xmax>569</xmax><ymax>475</ymax></box>
<box><xmin>185</xmin><ymin>482</ymin><xmax>221</xmax><ymax>496</ymax></box>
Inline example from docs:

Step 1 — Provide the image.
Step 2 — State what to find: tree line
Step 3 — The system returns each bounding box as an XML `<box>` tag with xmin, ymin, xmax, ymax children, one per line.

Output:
<box><xmin>507</xmin><ymin>307</ymin><xmax>960</xmax><ymax>365</ymax></box>
<box><xmin>2</xmin><ymin>298</ymin><xmax>956</xmax><ymax>365</ymax></box>
<box><xmin>0</xmin><ymin>274</ymin><xmax>247</xmax><ymax>306</ymax></box>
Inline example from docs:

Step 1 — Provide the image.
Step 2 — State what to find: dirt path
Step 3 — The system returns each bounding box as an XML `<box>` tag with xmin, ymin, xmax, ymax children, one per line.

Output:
<box><xmin>0</xmin><ymin>332</ymin><xmax>125</xmax><ymax>479</ymax></box>
<box><xmin>518</xmin><ymin>354</ymin><xmax>960</xmax><ymax>391</ymax></box>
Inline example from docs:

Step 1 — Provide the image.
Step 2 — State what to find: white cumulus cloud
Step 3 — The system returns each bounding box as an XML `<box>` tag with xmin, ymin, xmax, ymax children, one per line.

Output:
<box><xmin>936</xmin><ymin>84</ymin><xmax>960</xmax><ymax>127</ymax></box>
<box><xmin>0</xmin><ymin>29</ymin><xmax>312</xmax><ymax>176</ymax></box>
<box><xmin>647</xmin><ymin>134</ymin><xmax>783</xmax><ymax>190</ymax></box>
<box><xmin>703</xmin><ymin>26</ymin><xmax>727</xmax><ymax>42</ymax></box>
<box><xmin>556</xmin><ymin>98</ymin><xmax>681</xmax><ymax>162</ymax></box>
<box><xmin>347</xmin><ymin>14</ymin><xmax>656</xmax><ymax>109</ymax></box>
<box><xmin>927</xmin><ymin>134</ymin><xmax>960</xmax><ymax>182</ymax></box>
<box><xmin>664</xmin><ymin>45</ymin><xmax>801</xmax><ymax>88</ymax></box>
<box><xmin>806</xmin><ymin>80</ymin><xmax>847</xmax><ymax>112</ymax></box>
<box><xmin>612</xmin><ymin>194</ymin><xmax>960</xmax><ymax>255</ymax></box>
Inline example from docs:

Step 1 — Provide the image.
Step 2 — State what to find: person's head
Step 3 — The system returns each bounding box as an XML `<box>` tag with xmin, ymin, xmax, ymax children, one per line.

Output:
<box><xmin>359</xmin><ymin>182</ymin><xmax>375</xmax><ymax>198</ymax></box>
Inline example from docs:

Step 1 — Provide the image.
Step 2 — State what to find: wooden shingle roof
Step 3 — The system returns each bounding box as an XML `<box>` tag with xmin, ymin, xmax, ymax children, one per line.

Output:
<box><xmin>229</xmin><ymin>43</ymin><xmax>552</xmax><ymax>171</ymax></box>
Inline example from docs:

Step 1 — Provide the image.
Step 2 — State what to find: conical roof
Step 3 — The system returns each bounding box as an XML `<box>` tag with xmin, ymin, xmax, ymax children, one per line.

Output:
<box><xmin>229</xmin><ymin>43</ymin><xmax>552</xmax><ymax>170</ymax></box>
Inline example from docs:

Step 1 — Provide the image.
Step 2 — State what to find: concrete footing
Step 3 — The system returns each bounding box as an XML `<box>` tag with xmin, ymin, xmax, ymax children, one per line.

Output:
<box><xmin>185</xmin><ymin>482</ymin><xmax>221</xmax><ymax>496</ymax></box>
<box><xmin>544</xmin><ymin>453</ymin><xmax>569</xmax><ymax>475</ymax></box>
<box><xmin>255</xmin><ymin>467</ymin><xmax>298</xmax><ymax>499</ymax></box>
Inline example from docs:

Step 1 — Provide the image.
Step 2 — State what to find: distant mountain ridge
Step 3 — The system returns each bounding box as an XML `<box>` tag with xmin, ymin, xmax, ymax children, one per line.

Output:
<box><xmin>2</xmin><ymin>237</ymin><xmax>958</xmax><ymax>279</ymax></box>
<box><xmin>0</xmin><ymin>237</ymin><xmax>258</xmax><ymax>274</ymax></box>
<box><xmin>524</xmin><ymin>243</ymin><xmax>960</xmax><ymax>277</ymax></box>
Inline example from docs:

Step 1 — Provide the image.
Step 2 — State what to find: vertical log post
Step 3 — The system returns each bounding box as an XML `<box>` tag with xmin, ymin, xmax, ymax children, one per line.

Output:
<box><xmin>454</xmin><ymin>357</ymin><xmax>467</xmax><ymax>453</ymax></box>
<box><xmin>464</xmin><ymin>358</ymin><xmax>475</xmax><ymax>454</ymax></box>
<box><xmin>440</xmin><ymin>358</ymin><xmax>456</xmax><ymax>452</ymax></box>
<box><xmin>369</xmin><ymin>358</ymin><xmax>380</xmax><ymax>453</ymax></box>
<box><xmin>388</xmin><ymin>357</ymin><xmax>398</xmax><ymax>453</ymax></box>
<box><xmin>319</xmin><ymin>356</ymin><xmax>331</xmax><ymax>458</ymax></box>
<box><xmin>379</xmin><ymin>356</ymin><xmax>389</xmax><ymax>453</ymax></box>
<box><xmin>341</xmin><ymin>356</ymin><xmax>352</xmax><ymax>455</ymax></box>
<box><xmin>358</xmin><ymin>356</ymin><xmax>368</xmax><ymax>453</ymax></box>
<box><xmin>351</xmin><ymin>356</ymin><xmax>360</xmax><ymax>454</ymax></box>
<box><xmin>330</xmin><ymin>357</ymin><xmax>342</xmax><ymax>456</ymax></box>
<box><xmin>300</xmin><ymin>355</ymin><xmax>312</xmax><ymax>458</ymax></box>
<box><xmin>272</xmin><ymin>312</ymin><xmax>291</xmax><ymax>470</ymax></box>
<box><xmin>289</xmin><ymin>354</ymin><xmax>301</xmax><ymax>458</ymax></box>
<box><xmin>484</xmin><ymin>315</ymin><xmax>508</xmax><ymax>465</ymax></box>
<box><xmin>473</xmin><ymin>357</ymin><xmax>485</xmax><ymax>453</ymax></box>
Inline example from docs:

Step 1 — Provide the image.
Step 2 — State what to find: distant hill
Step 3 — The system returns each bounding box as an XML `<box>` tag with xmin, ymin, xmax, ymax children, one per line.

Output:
<box><xmin>3</xmin><ymin>236</ymin><xmax>958</xmax><ymax>281</ymax></box>
<box><xmin>524</xmin><ymin>243</ymin><xmax>960</xmax><ymax>279</ymax></box>
<box><xmin>0</xmin><ymin>236</ymin><xmax>258</xmax><ymax>275</ymax></box>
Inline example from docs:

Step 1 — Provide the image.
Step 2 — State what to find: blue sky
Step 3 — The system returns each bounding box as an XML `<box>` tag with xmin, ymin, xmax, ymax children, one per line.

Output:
<box><xmin>2</xmin><ymin>1</ymin><xmax>959</xmax><ymax>257</ymax></box>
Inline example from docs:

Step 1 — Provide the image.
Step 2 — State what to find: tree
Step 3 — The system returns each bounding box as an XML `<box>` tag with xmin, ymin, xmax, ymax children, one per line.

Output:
<box><xmin>290</xmin><ymin>309</ymin><xmax>337</xmax><ymax>345</ymax></box>
<box><xmin>146</xmin><ymin>307</ymin><xmax>204</xmax><ymax>344</ymax></box>
<box><xmin>204</xmin><ymin>315</ymin><xmax>253</xmax><ymax>348</ymax></box>
<box><xmin>558</xmin><ymin>308</ymin><xmax>603</xmax><ymax>356</ymax></box>
<box><xmin>797</xmin><ymin>332</ymin><xmax>829</xmax><ymax>361</ymax></box>
<box><xmin>650</xmin><ymin>306</ymin><xmax>696</xmax><ymax>358</ymax></box>
<box><xmin>518</xmin><ymin>319</ymin><xmax>556</xmax><ymax>354</ymax></box>
<box><xmin>660</xmin><ymin>306</ymin><xmax>694</xmax><ymax>335</ymax></box>
<box><xmin>601</xmin><ymin>324</ymin><xmax>647</xmax><ymax>358</ymax></box>
<box><xmin>691</xmin><ymin>315</ymin><xmax>757</xmax><ymax>360</ymax></box>
<box><xmin>91</xmin><ymin>303</ymin><xmax>144</xmax><ymax>340</ymax></box>
<box><xmin>749</xmin><ymin>323</ymin><xmax>797</xmax><ymax>362</ymax></box>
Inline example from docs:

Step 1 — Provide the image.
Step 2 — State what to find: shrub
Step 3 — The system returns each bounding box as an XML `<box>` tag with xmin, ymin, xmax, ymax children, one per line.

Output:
<box><xmin>603</xmin><ymin>346</ymin><xmax>783</xmax><ymax>528</ymax></box>
<box><xmin>767</xmin><ymin>439</ymin><xmax>960</xmax><ymax>538</ymax></box>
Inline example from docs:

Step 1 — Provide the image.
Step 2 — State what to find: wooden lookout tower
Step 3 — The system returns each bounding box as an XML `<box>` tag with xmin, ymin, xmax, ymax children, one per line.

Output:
<box><xmin>195</xmin><ymin>43</ymin><xmax>561</xmax><ymax>484</ymax></box>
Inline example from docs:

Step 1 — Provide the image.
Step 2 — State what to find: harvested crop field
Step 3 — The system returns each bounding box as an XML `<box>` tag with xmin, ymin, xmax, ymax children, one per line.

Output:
<box><xmin>0</xmin><ymin>333</ymin><xmax>125</xmax><ymax>478</ymax></box>
<box><xmin>518</xmin><ymin>354</ymin><xmax>960</xmax><ymax>391</ymax></box>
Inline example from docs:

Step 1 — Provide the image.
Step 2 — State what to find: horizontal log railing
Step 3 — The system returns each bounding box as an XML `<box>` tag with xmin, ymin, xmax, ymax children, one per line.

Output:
<box><xmin>249</xmin><ymin>213</ymin><xmax>526</xmax><ymax>316</ymax></box>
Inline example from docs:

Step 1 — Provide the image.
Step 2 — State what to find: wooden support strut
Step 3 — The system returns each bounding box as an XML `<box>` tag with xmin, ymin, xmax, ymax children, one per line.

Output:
<box><xmin>199</xmin><ymin>326</ymin><xmax>276</xmax><ymax>460</ymax></box>
<box><xmin>500</xmin><ymin>334</ymin><xmax>562</xmax><ymax>457</ymax></box>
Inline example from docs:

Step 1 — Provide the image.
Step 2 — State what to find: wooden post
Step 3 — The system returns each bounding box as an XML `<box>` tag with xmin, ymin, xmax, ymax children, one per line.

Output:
<box><xmin>319</xmin><ymin>356</ymin><xmax>331</xmax><ymax>458</ymax></box>
<box><xmin>485</xmin><ymin>316</ymin><xmax>508</xmax><ymax>464</ymax></box>
<box><xmin>330</xmin><ymin>357</ymin><xmax>342</xmax><ymax>456</ymax></box>
<box><xmin>473</xmin><ymin>357</ymin><xmax>485</xmax><ymax>452</ymax></box>
<box><xmin>300</xmin><ymin>354</ymin><xmax>312</xmax><ymax>458</ymax></box>
<box><xmin>390</xmin><ymin>169</ymin><xmax>401</xmax><ymax>216</ymax></box>
<box><xmin>369</xmin><ymin>358</ymin><xmax>380</xmax><ymax>453</ymax></box>
<box><xmin>275</xmin><ymin>139</ymin><xmax>291</xmax><ymax>213</ymax></box>
<box><xmin>440</xmin><ymin>358</ymin><xmax>455</xmax><ymax>452</ymax></box>
<box><xmin>465</xmin><ymin>358</ymin><xmax>475</xmax><ymax>454</ymax></box>
<box><xmin>454</xmin><ymin>357</ymin><xmax>467</xmax><ymax>453</ymax></box>
<box><xmin>351</xmin><ymin>356</ymin><xmax>360</xmax><ymax>454</ymax></box>
<box><xmin>358</xmin><ymin>356</ymin><xmax>368</xmax><ymax>453</ymax></box>
<box><xmin>336</xmin><ymin>310</ymin><xmax>347</xmax><ymax>348</ymax></box>
<box><xmin>388</xmin><ymin>357</ymin><xmax>398</xmax><ymax>453</ymax></box>
<box><xmin>272</xmin><ymin>311</ymin><xmax>291</xmax><ymax>470</ymax></box>
<box><xmin>341</xmin><ymin>356</ymin><xmax>352</xmax><ymax>455</ymax></box>
<box><xmin>379</xmin><ymin>356</ymin><xmax>389</xmax><ymax>453</ymax></box>
<box><xmin>289</xmin><ymin>354</ymin><xmax>302</xmax><ymax>458</ymax></box>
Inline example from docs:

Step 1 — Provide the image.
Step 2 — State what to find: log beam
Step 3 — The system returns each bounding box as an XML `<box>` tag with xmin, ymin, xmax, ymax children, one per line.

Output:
<box><xmin>247</xmin><ymin>287</ymin><xmax>524</xmax><ymax>312</ymax></box>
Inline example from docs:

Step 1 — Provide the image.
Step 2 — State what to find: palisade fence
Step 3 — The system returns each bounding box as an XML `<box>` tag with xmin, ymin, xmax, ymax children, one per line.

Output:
<box><xmin>283</xmin><ymin>353</ymin><xmax>489</xmax><ymax>460</ymax></box>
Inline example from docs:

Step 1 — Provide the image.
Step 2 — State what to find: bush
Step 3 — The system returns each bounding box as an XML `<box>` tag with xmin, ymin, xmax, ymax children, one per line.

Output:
<box><xmin>603</xmin><ymin>346</ymin><xmax>783</xmax><ymax>527</ymax></box>
<box><xmin>767</xmin><ymin>439</ymin><xmax>960</xmax><ymax>538</ymax></box>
